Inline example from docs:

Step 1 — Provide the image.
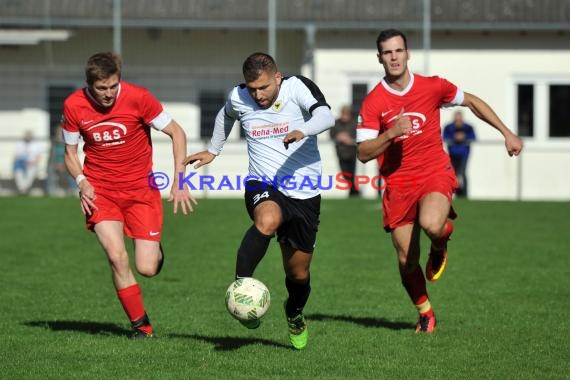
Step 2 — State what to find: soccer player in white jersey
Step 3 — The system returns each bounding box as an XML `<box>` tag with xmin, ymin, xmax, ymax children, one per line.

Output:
<box><xmin>185</xmin><ymin>52</ymin><xmax>335</xmax><ymax>350</ymax></box>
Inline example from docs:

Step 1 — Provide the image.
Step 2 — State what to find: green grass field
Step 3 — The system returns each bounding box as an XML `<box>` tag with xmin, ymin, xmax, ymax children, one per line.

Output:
<box><xmin>1</xmin><ymin>197</ymin><xmax>568</xmax><ymax>379</ymax></box>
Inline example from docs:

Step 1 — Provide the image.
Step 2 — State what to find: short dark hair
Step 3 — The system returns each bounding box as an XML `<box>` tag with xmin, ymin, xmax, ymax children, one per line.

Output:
<box><xmin>242</xmin><ymin>52</ymin><xmax>277</xmax><ymax>82</ymax></box>
<box><xmin>85</xmin><ymin>52</ymin><xmax>122</xmax><ymax>86</ymax></box>
<box><xmin>376</xmin><ymin>29</ymin><xmax>408</xmax><ymax>53</ymax></box>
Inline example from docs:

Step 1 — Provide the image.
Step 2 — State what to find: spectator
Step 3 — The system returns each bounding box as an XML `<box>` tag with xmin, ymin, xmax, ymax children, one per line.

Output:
<box><xmin>47</xmin><ymin>124</ymin><xmax>76</xmax><ymax>196</ymax></box>
<box><xmin>13</xmin><ymin>130</ymin><xmax>42</xmax><ymax>195</ymax></box>
<box><xmin>443</xmin><ymin>111</ymin><xmax>476</xmax><ymax>197</ymax></box>
<box><xmin>330</xmin><ymin>105</ymin><xmax>360</xmax><ymax>197</ymax></box>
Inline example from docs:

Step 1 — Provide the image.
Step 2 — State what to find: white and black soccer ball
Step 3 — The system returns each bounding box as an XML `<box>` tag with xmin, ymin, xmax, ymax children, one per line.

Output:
<box><xmin>225</xmin><ymin>277</ymin><xmax>270</xmax><ymax>322</ymax></box>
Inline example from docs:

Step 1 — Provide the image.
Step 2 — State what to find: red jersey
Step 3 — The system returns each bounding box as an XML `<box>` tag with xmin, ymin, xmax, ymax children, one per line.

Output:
<box><xmin>62</xmin><ymin>82</ymin><xmax>167</xmax><ymax>190</ymax></box>
<box><xmin>357</xmin><ymin>73</ymin><xmax>463</xmax><ymax>179</ymax></box>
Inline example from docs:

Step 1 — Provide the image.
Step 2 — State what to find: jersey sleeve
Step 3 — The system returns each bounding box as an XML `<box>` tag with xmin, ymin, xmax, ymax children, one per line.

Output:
<box><xmin>224</xmin><ymin>87</ymin><xmax>240</xmax><ymax>119</ymax></box>
<box><xmin>139</xmin><ymin>88</ymin><xmax>170</xmax><ymax>129</ymax></box>
<box><xmin>208</xmin><ymin>89</ymin><xmax>239</xmax><ymax>155</ymax></box>
<box><xmin>356</xmin><ymin>95</ymin><xmax>381</xmax><ymax>143</ymax></box>
<box><xmin>438</xmin><ymin>77</ymin><xmax>464</xmax><ymax>108</ymax></box>
<box><xmin>292</xmin><ymin>76</ymin><xmax>330</xmax><ymax>114</ymax></box>
<box><xmin>61</xmin><ymin>97</ymin><xmax>80</xmax><ymax>145</ymax></box>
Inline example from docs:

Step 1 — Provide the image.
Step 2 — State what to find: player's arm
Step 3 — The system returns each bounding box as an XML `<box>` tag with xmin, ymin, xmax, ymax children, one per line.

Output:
<box><xmin>64</xmin><ymin>142</ymin><xmax>98</xmax><ymax>215</ymax></box>
<box><xmin>61</xmin><ymin>102</ymin><xmax>97</xmax><ymax>214</ymax></box>
<box><xmin>283</xmin><ymin>106</ymin><xmax>335</xmax><ymax>149</ymax></box>
<box><xmin>161</xmin><ymin>120</ymin><xmax>197</xmax><ymax>214</ymax></box>
<box><xmin>184</xmin><ymin>106</ymin><xmax>236</xmax><ymax>169</ymax></box>
<box><xmin>283</xmin><ymin>76</ymin><xmax>335</xmax><ymax>148</ymax></box>
<box><xmin>357</xmin><ymin>109</ymin><xmax>412</xmax><ymax>163</ymax></box>
<box><xmin>462</xmin><ymin>92</ymin><xmax>523</xmax><ymax>156</ymax></box>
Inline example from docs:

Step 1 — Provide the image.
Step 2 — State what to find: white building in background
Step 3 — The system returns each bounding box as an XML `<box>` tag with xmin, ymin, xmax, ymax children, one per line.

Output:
<box><xmin>0</xmin><ymin>0</ymin><xmax>569</xmax><ymax>200</ymax></box>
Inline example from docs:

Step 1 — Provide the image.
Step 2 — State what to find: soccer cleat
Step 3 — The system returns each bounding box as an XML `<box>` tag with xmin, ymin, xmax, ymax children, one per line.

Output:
<box><xmin>426</xmin><ymin>221</ymin><xmax>454</xmax><ymax>282</ymax></box>
<box><xmin>284</xmin><ymin>301</ymin><xmax>308</xmax><ymax>350</ymax></box>
<box><xmin>156</xmin><ymin>243</ymin><xmax>165</xmax><ymax>275</ymax></box>
<box><xmin>131</xmin><ymin>329</ymin><xmax>153</xmax><ymax>339</ymax></box>
<box><xmin>239</xmin><ymin>319</ymin><xmax>261</xmax><ymax>329</ymax></box>
<box><xmin>415</xmin><ymin>312</ymin><xmax>436</xmax><ymax>333</ymax></box>
<box><xmin>130</xmin><ymin>312</ymin><xmax>153</xmax><ymax>339</ymax></box>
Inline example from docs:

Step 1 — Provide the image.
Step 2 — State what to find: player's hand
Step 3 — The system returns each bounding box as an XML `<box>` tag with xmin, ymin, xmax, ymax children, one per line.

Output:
<box><xmin>283</xmin><ymin>130</ymin><xmax>305</xmax><ymax>149</ymax></box>
<box><xmin>78</xmin><ymin>180</ymin><xmax>98</xmax><ymax>215</ymax></box>
<box><xmin>168</xmin><ymin>182</ymin><xmax>198</xmax><ymax>215</ymax></box>
<box><xmin>388</xmin><ymin>108</ymin><xmax>412</xmax><ymax>139</ymax></box>
<box><xmin>505</xmin><ymin>132</ymin><xmax>523</xmax><ymax>157</ymax></box>
<box><xmin>183</xmin><ymin>151</ymin><xmax>216</xmax><ymax>169</ymax></box>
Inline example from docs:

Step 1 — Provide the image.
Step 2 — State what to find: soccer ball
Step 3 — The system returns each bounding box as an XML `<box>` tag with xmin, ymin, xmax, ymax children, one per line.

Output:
<box><xmin>225</xmin><ymin>277</ymin><xmax>271</xmax><ymax>322</ymax></box>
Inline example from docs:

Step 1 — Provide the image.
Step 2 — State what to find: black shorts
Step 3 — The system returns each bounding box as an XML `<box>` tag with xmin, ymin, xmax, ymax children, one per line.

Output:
<box><xmin>244</xmin><ymin>180</ymin><xmax>321</xmax><ymax>253</ymax></box>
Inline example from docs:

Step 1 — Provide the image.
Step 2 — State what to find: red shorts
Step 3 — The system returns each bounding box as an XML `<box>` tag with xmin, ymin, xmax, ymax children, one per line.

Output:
<box><xmin>85</xmin><ymin>186</ymin><xmax>163</xmax><ymax>241</ymax></box>
<box><xmin>382</xmin><ymin>167</ymin><xmax>458</xmax><ymax>232</ymax></box>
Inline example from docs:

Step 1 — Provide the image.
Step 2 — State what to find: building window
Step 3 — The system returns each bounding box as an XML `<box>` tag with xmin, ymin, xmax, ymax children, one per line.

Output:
<box><xmin>517</xmin><ymin>84</ymin><xmax>534</xmax><ymax>137</ymax></box>
<box><xmin>199</xmin><ymin>91</ymin><xmax>225</xmax><ymax>139</ymax></box>
<box><xmin>514</xmin><ymin>79</ymin><xmax>570</xmax><ymax>142</ymax></box>
<box><xmin>549</xmin><ymin>85</ymin><xmax>570</xmax><ymax>137</ymax></box>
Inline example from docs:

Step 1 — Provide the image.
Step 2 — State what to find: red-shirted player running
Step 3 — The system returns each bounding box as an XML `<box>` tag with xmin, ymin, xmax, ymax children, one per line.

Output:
<box><xmin>357</xmin><ymin>29</ymin><xmax>523</xmax><ymax>333</ymax></box>
<box><xmin>62</xmin><ymin>52</ymin><xmax>196</xmax><ymax>338</ymax></box>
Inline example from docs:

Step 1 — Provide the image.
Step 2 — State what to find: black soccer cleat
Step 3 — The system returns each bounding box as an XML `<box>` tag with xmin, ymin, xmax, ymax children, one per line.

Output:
<box><xmin>131</xmin><ymin>329</ymin><xmax>153</xmax><ymax>339</ymax></box>
<box><xmin>130</xmin><ymin>312</ymin><xmax>153</xmax><ymax>339</ymax></box>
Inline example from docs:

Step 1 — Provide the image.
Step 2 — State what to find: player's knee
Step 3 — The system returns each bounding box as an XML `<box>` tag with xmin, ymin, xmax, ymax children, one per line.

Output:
<box><xmin>421</xmin><ymin>218</ymin><xmax>444</xmax><ymax>239</ymax></box>
<box><xmin>254</xmin><ymin>214</ymin><xmax>280</xmax><ymax>235</ymax></box>
<box><xmin>136</xmin><ymin>263</ymin><xmax>158</xmax><ymax>278</ymax></box>
<box><xmin>286</xmin><ymin>269</ymin><xmax>310</xmax><ymax>283</ymax></box>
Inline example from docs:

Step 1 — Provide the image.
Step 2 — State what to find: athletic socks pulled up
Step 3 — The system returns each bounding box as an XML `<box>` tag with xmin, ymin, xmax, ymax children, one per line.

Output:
<box><xmin>235</xmin><ymin>225</ymin><xmax>273</xmax><ymax>278</ymax></box>
<box><xmin>117</xmin><ymin>283</ymin><xmax>153</xmax><ymax>335</ymax></box>
<box><xmin>400</xmin><ymin>265</ymin><xmax>433</xmax><ymax>315</ymax></box>
<box><xmin>285</xmin><ymin>275</ymin><xmax>311</xmax><ymax>318</ymax></box>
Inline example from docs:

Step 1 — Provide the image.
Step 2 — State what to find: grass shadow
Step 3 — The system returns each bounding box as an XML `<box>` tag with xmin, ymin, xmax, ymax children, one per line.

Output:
<box><xmin>307</xmin><ymin>313</ymin><xmax>415</xmax><ymax>330</ymax></box>
<box><xmin>23</xmin><ymin>320</ymin><xmax>130</xmax><ymax>337</ymax></box>
<box><xmin>168</xmin><ymin>333</ymin><xmax>292</xmax><ymax>351</ymax></box>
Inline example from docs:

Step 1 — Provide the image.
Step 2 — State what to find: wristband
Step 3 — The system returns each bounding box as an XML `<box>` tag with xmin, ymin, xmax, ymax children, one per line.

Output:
<box><xmin>75</xmin><ymin>174</ymin><xmax>86</xmax><ymax>185</ymax></box>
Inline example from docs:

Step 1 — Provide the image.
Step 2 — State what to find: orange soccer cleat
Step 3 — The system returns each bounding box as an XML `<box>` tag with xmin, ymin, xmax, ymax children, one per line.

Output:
<box><xmin>415</xmin><ymin>312</ymin><xmax>437</xmax><ymax>333</ymax></box>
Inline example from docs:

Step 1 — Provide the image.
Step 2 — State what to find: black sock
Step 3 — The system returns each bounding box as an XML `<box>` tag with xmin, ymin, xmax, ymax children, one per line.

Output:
<box><xmin>285</xmin><ymin>275</ymin><xmax>311</xmax><ymax>318</ymax></box>
<box><xmin>235</xmin><ymin>225</ymin><xmax>272</xmax><ymax>278</ymax></box>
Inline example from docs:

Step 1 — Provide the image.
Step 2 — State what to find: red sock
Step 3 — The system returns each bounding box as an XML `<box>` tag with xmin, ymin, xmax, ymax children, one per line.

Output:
<box><xmin>400</xmin><ymin>266</ymin><xmax>433</xmax><ymax>316</ymax></box>
<box><xmin>117</xmin><ymin>284</ymin><xmax>153</xmax><ymax>334</ymax></box>
<box><xmin>432</xmin><ymin>221</ymin><xmax>453</xmax><ymax>251</ymax></box>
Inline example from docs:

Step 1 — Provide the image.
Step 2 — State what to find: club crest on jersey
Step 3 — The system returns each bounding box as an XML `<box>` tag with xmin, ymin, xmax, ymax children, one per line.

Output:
<box><xmin>272</xmin><ymin>100</ymin><xmax>283</xmax><ymax>112</ymax></box>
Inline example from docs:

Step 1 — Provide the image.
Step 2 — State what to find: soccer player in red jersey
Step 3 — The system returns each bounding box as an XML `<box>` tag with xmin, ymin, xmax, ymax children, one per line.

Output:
<box><xmin>357</xmin><ymin>29</ymin><xmax>523</xmax><ymax>333</ymax></box>
<box><xmin>62</xmin><ymin>52</ymin><xmax>196</xmax><ymax>338</ymax></box>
